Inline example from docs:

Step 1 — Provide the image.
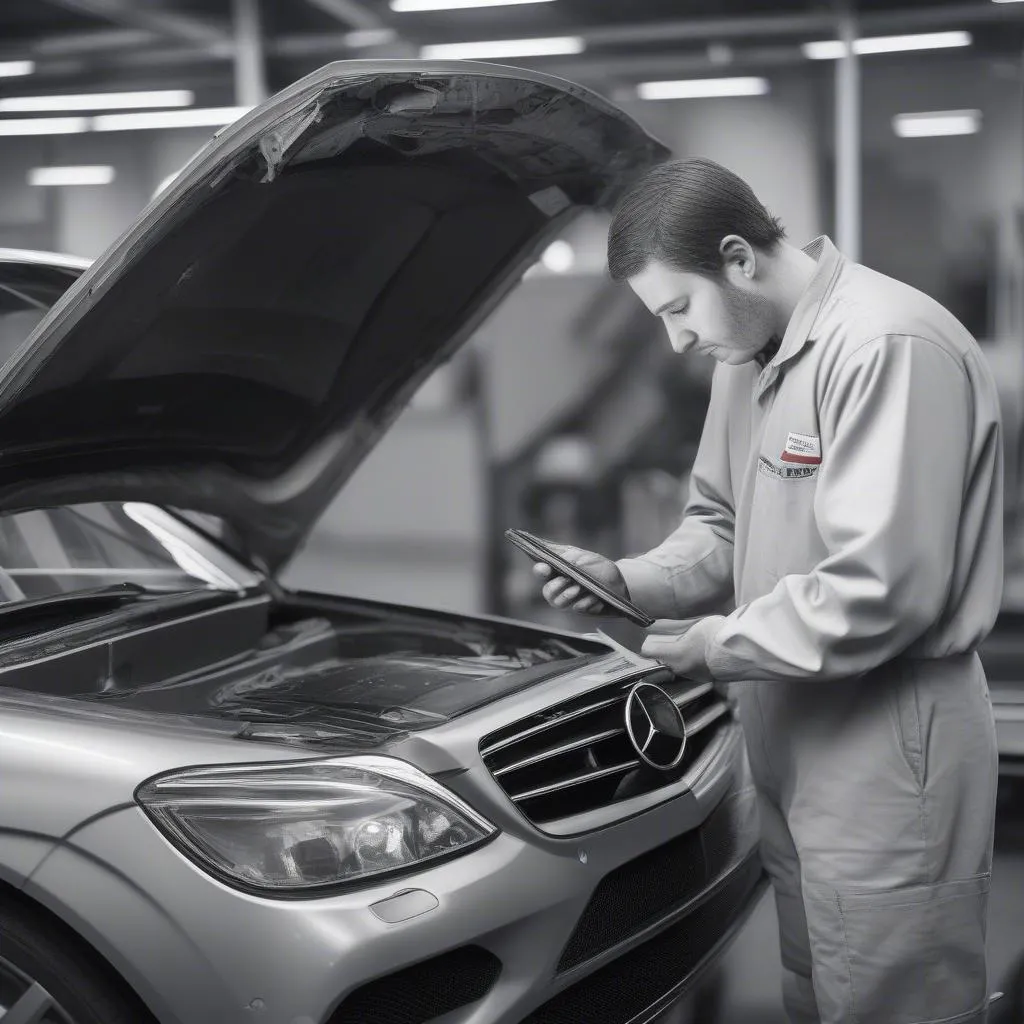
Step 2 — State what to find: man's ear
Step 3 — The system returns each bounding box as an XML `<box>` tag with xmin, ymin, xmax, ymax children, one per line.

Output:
<box><xmin>719</xmin><ymin>235</ymin><xmax>756</xmax><ymax>281</ymax></box>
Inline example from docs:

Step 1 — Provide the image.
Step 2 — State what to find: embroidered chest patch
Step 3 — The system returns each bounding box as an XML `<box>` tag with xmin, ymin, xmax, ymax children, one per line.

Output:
<box><xmin>758</xmin><ymin>455</ymin><xmax>819</xmax><ymax>481</ymax></box>
<box><xmin>780</xmin><ymin>431</ymin><xmax>821</xmax><ymax>465</ymax></box>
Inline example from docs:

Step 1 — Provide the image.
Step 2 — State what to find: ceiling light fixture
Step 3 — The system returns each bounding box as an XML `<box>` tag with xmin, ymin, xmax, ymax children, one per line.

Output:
<box><xmin>541</xmin><ymin>240</ymin><xmax>575</xmax><ymax>273</ymax></box>
<box><xmin>803</xmin><ymin>30</ymin><xmax>971</xmax><ymax>59</ymax></box>
<box><xmin>893</xmin><ymin>109</ymin><xmax>981</xmax><ymax>137</ymax></box>
<box><xmin>393</xmin><ymin>0</ymin><xmax>555</xmax><ymax>9</ymax></box>
<box><xmin>92</xmin><ymin>106</ymin><xmax>252</xmax><ymax>131</ymax></box>
<box><xmin>343</xmin><ymin>29</ymin><xmax>398</xmax><ymax>46</ymax></box>
<box><xmin>419</xmin><ymin>35</ymin><xmax>584</xmax><ymax>58</ymax></box>
<box><xmin>638</xmin><ymin>77</ymin><xmax>770</xmax><ymax>100</ymax></box>
<box><xmin>0</xmin><ymin>90</ymin><xmax>194</xmax><ymax>113</ymax></box>
<box><xmin>29</xmin><ymin>165</ymin><xmax>116</xmax><ymax>187</ymax></box>
<box><xmin>0</xmin><ymin>116</ymin><xmax>88</xmax><ymax>136</ymax></box>
<box><xmin>0</xmin><ymin>61</ymin><xmax>34</xmax><ymax>78</ymax></box>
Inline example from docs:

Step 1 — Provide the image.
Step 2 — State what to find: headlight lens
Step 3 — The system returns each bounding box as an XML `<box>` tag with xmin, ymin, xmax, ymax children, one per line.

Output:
<box><xmin>136</xmin><ymin>756</ymin><xmax>497</xmax><ymax>895</ymax></box>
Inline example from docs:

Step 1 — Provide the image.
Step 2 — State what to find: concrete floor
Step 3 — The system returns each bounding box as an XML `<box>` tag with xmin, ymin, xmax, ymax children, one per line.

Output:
<box><xmin>707</xmin><ymin>776</ymin><xmax>1024</xmax><ymax>1023</ymax></box>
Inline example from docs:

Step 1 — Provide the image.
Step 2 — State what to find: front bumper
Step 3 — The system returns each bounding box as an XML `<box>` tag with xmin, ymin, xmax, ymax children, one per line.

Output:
<box><xmin>22</xmin><ymin>724</ymin><xmax>762</xmax><ymax>1024</ymax></box>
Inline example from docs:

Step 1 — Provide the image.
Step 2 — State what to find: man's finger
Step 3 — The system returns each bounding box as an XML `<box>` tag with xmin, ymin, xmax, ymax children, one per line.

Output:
<box><xmin>533</xmin><ymin>562</ymin><xmax>553</xmax><ymax>579</ymax></box>
<box><xmin>646</xmin><ymin>618</ymin><xmax>700</xmax><ymax>636</ymax></box>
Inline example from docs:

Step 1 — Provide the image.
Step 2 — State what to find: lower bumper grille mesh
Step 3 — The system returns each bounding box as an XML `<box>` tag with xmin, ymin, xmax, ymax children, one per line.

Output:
<box><xmin>326</xmin><ymin>945</ymin><xmax>501</xmax><ymax>1024</ymax></box>
<box><xmin>557</xmin><ymin>783</ymin><xmax>756</xmax><ymax>972</ymax></box>
<box><xmin>523</xmin><ymin>855</ymin><xmax>765</xmax><ymax>1024</ymax></box>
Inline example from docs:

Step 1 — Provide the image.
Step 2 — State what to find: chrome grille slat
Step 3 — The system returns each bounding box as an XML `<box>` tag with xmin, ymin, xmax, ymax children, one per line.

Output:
<box><xmin>510</xmin><ymin>760</ymin><xmax>641</xmax><ymax>802</ymax></box>
<box><xmin>493</xmin><ymin>727</ymin><xmax>625</xmax><ymax>777</ymax></box>
<box><xmin>684</xmin><ymin>701</ymin><xmax>730</xmax><ymax>736</ymax></box>
<box><xmin>480</xmin><ymin>670</ymin><xmax>733</xmax><ymax>826</ymax></box>
<box><xmin>672</xmin><ymin>681</ymin><xmax>715</xmax><ymax>707</ymax></box>
<box><xmin>479</xmin><ymin>694</ymin><xmax>625</xmax><ymax>758</ymax></box>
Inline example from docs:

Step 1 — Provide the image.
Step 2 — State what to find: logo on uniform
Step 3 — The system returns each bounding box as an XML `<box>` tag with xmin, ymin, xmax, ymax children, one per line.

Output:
<box><xmin>624</xmin><ymin>682</ymin><xmax>687</xmax><ymax>771</ymax></box>
<box><xmin>781</xmin><ymin>431</ymin><xmax>821</xmax><ymax>466</ymax></box>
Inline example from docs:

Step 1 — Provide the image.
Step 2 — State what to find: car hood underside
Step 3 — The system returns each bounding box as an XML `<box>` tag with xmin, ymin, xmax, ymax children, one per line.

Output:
<box><xmin>0</xmin><ymin>62</ymin><xmax>667</xmax><ymax>572</ymax></box>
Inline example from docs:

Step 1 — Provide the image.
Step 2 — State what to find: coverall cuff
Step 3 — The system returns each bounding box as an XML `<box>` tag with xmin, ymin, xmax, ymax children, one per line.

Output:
<box><xmin>616</xmin><ymin>557</ymin><xmax>677</xmax><ymax>620</ymax></box>
<box><xmin>704</xmin><ymin>617</ymin><xmax>756</xmax><ymax>681</ymax></box>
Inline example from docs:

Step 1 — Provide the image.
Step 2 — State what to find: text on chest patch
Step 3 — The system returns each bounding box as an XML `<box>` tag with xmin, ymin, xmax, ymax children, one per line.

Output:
<box><xmin>781</xmin><ymin>431</ymin><xmax>821</xmax><ymax>465</ymax></box>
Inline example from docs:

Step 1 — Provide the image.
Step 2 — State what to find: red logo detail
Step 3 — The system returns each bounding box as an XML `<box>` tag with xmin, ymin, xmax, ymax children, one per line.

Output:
<box><xmin>780</xmin><ymin>451</ymin><xmax>821</xmax><ymax>465</ymax></box>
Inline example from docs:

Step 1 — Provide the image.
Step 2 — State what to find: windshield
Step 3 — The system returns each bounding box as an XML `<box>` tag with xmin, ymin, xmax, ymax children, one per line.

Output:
<box><xmin>0</xmin><ymin>501</ymin><xmax>256</xmax><ymax>602</ymax></box>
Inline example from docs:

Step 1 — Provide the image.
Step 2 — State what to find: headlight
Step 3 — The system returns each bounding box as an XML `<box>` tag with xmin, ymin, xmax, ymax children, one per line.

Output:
<box><xmin>135</xmin><ymin>756</ymin><xmax>497</xmax><ymax>897</ymax></box>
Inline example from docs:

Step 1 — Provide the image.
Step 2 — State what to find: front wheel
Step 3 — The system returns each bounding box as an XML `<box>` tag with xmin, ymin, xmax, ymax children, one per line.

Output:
<box><xmin>0</xmin><ymin>896</ymin><xmax>153</xmax><ymax>1024</ymax></box>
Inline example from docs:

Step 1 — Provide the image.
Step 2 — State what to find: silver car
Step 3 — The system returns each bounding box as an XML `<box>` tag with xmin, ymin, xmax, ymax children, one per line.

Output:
<box><xmin>0</xmin><ymin>62</ymin><xmax>765</xmax><ymax>1024</ymax></box>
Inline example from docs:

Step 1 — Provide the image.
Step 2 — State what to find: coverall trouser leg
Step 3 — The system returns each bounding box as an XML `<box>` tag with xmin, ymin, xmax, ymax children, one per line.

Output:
<box><xmin>733</xmin><ymin>652</ymin><xmax>999</xmax><ymax>1024</ymax></box>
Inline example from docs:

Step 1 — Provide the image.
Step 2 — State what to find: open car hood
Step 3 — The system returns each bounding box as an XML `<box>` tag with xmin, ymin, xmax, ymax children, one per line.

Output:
<box><xmin>0</xmin><ymin>61</ymin><xmax>668</xmax><ymax>572</ymax></box>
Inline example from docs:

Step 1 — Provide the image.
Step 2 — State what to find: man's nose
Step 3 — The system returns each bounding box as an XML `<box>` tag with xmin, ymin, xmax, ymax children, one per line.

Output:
<box><xmin>670</xmin><ymin>329</ymin><xmax>698</xmax><ymax>355</ymax></box>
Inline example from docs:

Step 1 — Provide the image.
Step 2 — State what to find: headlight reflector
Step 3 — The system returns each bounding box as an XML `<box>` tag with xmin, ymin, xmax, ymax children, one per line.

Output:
<box><xmin>135</xmin><ymin>756</ymin><xmax>497</xmax><ymax>895</ymax></box>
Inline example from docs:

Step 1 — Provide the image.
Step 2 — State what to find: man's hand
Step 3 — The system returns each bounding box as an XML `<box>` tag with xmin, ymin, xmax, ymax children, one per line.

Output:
<box><xmin>532</xmin><ymin>543</ymin><xmax>629</xmax><ymax>616</ymax></box>
<box><xmin>640</xmin><ymin>616</ymin><xmax>727</xmax><ymax>681</ymax></box>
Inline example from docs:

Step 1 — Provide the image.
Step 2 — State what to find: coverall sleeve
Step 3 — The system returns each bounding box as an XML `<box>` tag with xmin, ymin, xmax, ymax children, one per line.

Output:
<box><xmin>616</xmin><ymin>366</ymin><xmax>736</xmax><ymax>620</ymax></box>
<box><xmin>705</xmin><ymin>333</ymin><xmax>971</xmax><ymax>682</ymax></box>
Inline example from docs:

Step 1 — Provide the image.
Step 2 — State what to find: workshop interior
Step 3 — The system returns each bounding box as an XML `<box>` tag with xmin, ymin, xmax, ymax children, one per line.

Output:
<box><xmin>0</xmin><ymin>1</ymin><xmax>1023</xmax><ymax>1023</ymax></box>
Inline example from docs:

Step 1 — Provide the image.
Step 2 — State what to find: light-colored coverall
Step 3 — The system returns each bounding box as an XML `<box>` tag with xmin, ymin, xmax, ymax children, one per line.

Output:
<box><xmin>618</xmin><ymin>236</ymin><xmax>1003</xmax><ymax>1023</ymax></box>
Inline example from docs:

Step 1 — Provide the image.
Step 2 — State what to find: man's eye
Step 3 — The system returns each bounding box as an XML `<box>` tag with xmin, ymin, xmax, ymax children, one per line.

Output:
<box><xmin>668</xmin><ymin>305</ymin><xmax>688</xmax><ymax>317</ymax></box>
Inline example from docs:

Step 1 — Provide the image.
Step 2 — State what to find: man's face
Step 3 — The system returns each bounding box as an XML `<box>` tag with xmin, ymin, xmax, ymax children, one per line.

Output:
<box><xmin>627</xmin><ymin>257</ymin><xmax>776</xmax><ymax>365</ymax></box>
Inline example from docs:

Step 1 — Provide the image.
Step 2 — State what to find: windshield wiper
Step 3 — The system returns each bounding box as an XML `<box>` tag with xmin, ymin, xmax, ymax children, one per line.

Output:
<box><xmin>0</xmin><ymin>582</ymin><xmax>217</xmax><ymax>622</ymax></box>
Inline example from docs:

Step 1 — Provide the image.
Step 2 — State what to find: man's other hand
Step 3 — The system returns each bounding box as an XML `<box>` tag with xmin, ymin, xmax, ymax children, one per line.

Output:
<box><xmin>640</xmin><ymin>616</ymin><xmax>727</xmax><ymax>680</ymax></box>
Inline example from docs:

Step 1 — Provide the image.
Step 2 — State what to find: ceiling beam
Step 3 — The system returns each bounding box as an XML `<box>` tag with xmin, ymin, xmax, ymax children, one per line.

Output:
<box><xmin>10</xmin><ymin>3</ymin><xmax>1024</xmax><ymax>81</ymax></box>
<box><xmin>42</xmin><ymin>0</ymin><xmax>230</xmax><ymax>47</ymax></box>
<box><xmin>271</xmin><ymin>3</ymin><xmax>1024</xmax><ymax>58</ymax></box>
<box><xmin>28</xmin><ymin>28</ymin><xmax>160</xmax><ymax>56</ymax></box>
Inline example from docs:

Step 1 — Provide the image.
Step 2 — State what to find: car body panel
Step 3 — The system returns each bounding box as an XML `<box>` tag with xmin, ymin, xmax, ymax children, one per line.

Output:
<box><xmin>19</xmin><ymin>720</ymin><xmax>758</xmax><ymax>1024</ymax></box>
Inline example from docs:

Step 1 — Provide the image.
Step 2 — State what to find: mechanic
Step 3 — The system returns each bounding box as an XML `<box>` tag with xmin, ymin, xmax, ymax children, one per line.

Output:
<box><xmin>533</xmin><ymin>157</ymin><xmax>1002</xmax><ymax>1023</ymax></box>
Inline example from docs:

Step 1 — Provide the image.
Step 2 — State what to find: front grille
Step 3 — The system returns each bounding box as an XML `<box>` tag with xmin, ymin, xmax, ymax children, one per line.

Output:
<box><xmin>557</xmin><ymin>783</ymin><xmax>756</xmax><ymax>972</ymax></box>
<box><xmin>522</xmin><ymin>854</ymin><xmax>765</xmax><ymax>1024</ymax></box>
<box><xmin>480</xmin><ymin>669</ymin><xmax>731</xmax><ymax>825</ymax></box>
<box><xmin>326</xmin><ymin>945</ymin><xmax>501</xmax><ymax>1024</ymax></box>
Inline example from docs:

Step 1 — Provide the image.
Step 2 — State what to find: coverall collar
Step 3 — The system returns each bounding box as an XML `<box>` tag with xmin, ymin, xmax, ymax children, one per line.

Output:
<box><xmin>754</xmin><ymin>234</ymin><xmax>844</xmax><ymax>397</ymax></box>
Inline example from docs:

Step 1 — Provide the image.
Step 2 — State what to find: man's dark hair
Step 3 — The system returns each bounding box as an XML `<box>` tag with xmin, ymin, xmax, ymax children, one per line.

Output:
<box><xmin>607</xmin><ymin>157</ymin><xmax>786</xmax><ymax>281</ymax></box>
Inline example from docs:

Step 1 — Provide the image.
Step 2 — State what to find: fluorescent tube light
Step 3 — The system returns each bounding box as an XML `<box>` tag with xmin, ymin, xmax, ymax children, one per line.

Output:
<box><xmin>638</xmin><ymin>76</ymin><xmax>769</xmax><ymax>100</ymax></box>
<box><xmin>0</xmin><ymin>61</ymin><xmax>34</xmax><ymax>78</ymax></box>
<box><xmin>992</xmin><ymin>0</ymin><xmax>1024</xmax><ymax>4</ymax></box>
<box><xmin>893</xmin><ymin>109</ymin><xmax>981</xmax><ymax>137</ymax></box>
<box><xmin>803</xmin><ymin>30</ymin><xmax>971</xmax><ymax>59</ymax></box>
<box><xmin>419</xmin><ymin>35</ymin><xmax>583</xmax><ymax>58</ymax></box>
<box><xmin>29</xmin><ymin>165</ymin><xmax>115</xmax><ymax>187</ymax></box>
<box><xmin>92</xmin><ymin>106</ymin><xmax>252</xmax><ymax>131</ymax></box>
<box><xmin>0</xmin><ymin>117</ymin><xmax>88</xmax><ymax>136</ymax></box>
<box><xmin>343</xmin><ymin>29</ymin><xmax>398</xmax><ymax>46</ymax></box>
<box><xmin>0</xmin><ymin>90</ymin><xmax>193</xmax><ymax>113</ymax></box>
<box><xmin>394</xmin><ymin>0</ymin><xmax>554</xmax><ymax>9</ymax></box>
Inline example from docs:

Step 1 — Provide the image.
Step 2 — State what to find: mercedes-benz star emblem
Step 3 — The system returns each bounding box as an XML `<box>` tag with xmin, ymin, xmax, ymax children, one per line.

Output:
<box><xmin>624</xmin><ymin>682</ymin><xmax>688</xmax><ymax>771</ymax></box>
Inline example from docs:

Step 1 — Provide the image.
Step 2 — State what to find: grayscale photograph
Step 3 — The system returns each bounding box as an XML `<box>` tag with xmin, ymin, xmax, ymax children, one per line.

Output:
<box><xmin>0</xmin><ymin>1</ymin><xmax>1022</xmax><ymax>1023</ymax></box>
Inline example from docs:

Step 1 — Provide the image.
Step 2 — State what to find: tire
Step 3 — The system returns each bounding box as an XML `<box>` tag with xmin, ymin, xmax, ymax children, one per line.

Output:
<box><xmin>0</xmin><ymin>894</ymin><xmax>155</xmax><ymax>1024</ymax></box>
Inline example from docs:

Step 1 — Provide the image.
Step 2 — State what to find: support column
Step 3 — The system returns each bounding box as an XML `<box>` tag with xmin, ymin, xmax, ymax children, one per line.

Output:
<box><xmin>233</xmin><ymin>0</ymin><xmax>267</xmax><ymax>108</ymax></box>
<box><xmin>835</xmin><ymin>11</ymin><xmax>860</xmax><ymax>261</ymax></box>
